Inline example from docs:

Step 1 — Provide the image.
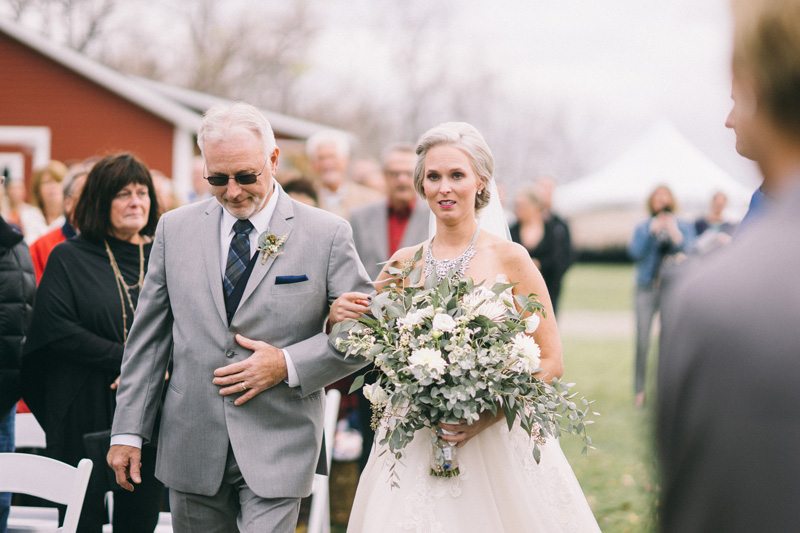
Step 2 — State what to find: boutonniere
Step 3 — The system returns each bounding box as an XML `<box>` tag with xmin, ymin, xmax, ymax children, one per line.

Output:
<box><xmin>257</xmin><ymin>231</ymin><xmax>288</xmax><ymax>264</ymax></box>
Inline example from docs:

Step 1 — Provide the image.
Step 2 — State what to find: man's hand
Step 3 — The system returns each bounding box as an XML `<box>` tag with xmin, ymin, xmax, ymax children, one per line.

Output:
<box><xmin>107</xmin><ymin>445</ymin><xmax>142</xmax><ymax>492</ymax></box>
<box><xmin>212</xmin><ymin>334</ymin><xmax>288</xmax><ymax>406</ymax></box>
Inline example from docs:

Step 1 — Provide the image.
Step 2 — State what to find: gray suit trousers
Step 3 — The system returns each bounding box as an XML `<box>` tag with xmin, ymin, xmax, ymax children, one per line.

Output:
<box><xmin>169</xmin><ymin>446</ymin><xmax>301</xmax><ymax>533</ymax></box>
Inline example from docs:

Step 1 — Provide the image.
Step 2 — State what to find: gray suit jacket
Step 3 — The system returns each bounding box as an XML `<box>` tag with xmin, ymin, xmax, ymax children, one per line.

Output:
<box><xmin>349</xmin><ymin>201</ymin><xmax>430</xmax><ymax>281</ymax></box>
<box><xmin>657</xmin><ymin>185</ymin><xmax>800</xmax><ymax>532</ymax></box>
<box><xmin>111</xmin><ymin>189</ymin><xmax>370</xmax><ymax>498</ymax></box>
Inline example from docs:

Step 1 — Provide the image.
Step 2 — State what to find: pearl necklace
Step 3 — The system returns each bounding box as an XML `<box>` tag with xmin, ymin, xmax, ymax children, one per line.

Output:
<box><xmin>424</xmin><ymin>228</ymin><xmax>480</xmax><ymax>282</ymax></box>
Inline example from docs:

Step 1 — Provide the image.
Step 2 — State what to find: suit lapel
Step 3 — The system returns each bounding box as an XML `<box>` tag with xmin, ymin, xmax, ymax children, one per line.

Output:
<box><xmin>238</xmin><ymin>191</ymin><xmax>295</xmax><ymax>309</ymax></box>
<box><xmin>201</xmin><ymin>201</ymin><xmax>228</xmax><ymax>326</ymax></box>
<box><xmin>373</xmin><ymin>205</ymin><xmax>389</xmax><ymax>264</ymax></box>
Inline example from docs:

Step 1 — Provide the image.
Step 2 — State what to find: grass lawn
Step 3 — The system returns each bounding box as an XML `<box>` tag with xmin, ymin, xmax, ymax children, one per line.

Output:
<box><xmin>559</xmin><ymin>262</ymin><xmax>659</xmax><ymax>532</ymax></box>
<box><xmin>560</xmin><ymin>337</ymin><xmax>658</xmax><ymax>533</ymax></box>
<box><xmin>560</xmin><ymin>263</ymin><xmax>634</xmax><ymax>312</ymax></box>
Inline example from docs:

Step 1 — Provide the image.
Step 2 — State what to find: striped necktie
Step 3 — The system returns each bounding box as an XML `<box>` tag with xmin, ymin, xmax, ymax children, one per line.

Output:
<box><xmin>223</xmin><ymin>219</ymin><xmax>254</xmax><ymax>297</ymax></box>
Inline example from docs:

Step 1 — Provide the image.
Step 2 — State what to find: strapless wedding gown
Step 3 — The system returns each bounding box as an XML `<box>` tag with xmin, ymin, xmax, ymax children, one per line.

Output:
<box><xmin>347</xmin><ymin>412</ymin><xmax>600</xmax><ymax>532</ymax></box>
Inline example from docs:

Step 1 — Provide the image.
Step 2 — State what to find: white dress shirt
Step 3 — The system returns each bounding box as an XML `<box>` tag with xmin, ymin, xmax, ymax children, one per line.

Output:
<box><xmin>111</xmin><ymin>181</ymin><xmax>299</xmax><ymax>449</ymax></box>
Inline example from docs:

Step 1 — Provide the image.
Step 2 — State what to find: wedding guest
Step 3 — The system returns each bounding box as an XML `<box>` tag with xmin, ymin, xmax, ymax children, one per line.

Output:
<box><xmin>187</xmin><ymin>156</ymin><xmax>211</xmax><ymax>203</ymax></box>
<box><xmin>30</xmin><ymin>160</ymin><xmax>68</xmax><ymax>228</ymax></box>
<box><xmin>350</xmin><ymin>157</ymin><xmax>386</xmax><ymax>194</ymax></box>
<box><xmin>0</xmin><ymin>192</ymin><xmax>36</xmax><ymax>532</ymax></box>
<box><xmin>659</xmin><ymin>1</ymin><xmax>800</xmax><ymax>530</ymax></box>
<box><xmin>350</xmin><ymin>143</ymin><xmax>430</xmax><ymax>280</ymax></box>
<box><xmin>23</xmin><ymin>154</ymin><xmax>163</xmax><ymax>533</ymax></box>
<box><xmin>2</xmin><ymin>177</ymin><xmax>47</xmax><ymax>243</ymax></box>
<box><xmin>29</xmin><ymin>163</ymin><xmax>89</xmax><ymax>283</ymax></box>
<box><xmin>510</xmin><ymin>186</ymin><xmax>572</xmax><ymax>314</ymax></box>
<box><xmin>152</xmin><ymin>170</ymin><xmax>179</xmax><ymax>214</ymax></box>
<box><xmin>628</xmin><ymin>185</ymin><xmax>694</xmax><ymax>408</ymax></box>
<box><xmin>306</xmin><ymin>130</ymin><xmax>383</xmax><ymax>218</ymax></box>
<box><xmin>283</xmin><ymin>177</ymin><xmax>319</xmax><ymax>207</ymax></box>
<box><xmin>692</xmin><ymin>191</ymin><xmax>735</xmax><ymax>255</ymax></box>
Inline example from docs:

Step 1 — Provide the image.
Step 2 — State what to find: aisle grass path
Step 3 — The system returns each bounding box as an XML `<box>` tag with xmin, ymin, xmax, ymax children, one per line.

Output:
<box><xmin>560</xmin><ymin>263</ymin><xmax>658</xmax><ymax>532</ymax></box>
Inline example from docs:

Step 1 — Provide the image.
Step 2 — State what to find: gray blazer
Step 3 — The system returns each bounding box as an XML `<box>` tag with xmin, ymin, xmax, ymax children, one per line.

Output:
<box><xmin>349</xmin><ymin>201</ymin><xmax>430</xmax><ymax>281</ymax></box>
<box><xmin>111</xmin><ymin>190</ymin><xmax>370</xmax><ymax>498</ymax></box>
<box><xmin>657</xmin><ymin>185</ymin><xmax>800</xmax><ymax>532</ymax></box>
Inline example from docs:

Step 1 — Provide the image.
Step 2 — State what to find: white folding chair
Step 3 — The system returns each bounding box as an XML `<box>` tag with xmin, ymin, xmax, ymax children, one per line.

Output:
<box><xmin>0</xmin><ymin>453</ymin><xmax>93</xmax><ymax>533</ymax></box>
<box><xmin>307</xmin><ymin>389</ymin><xmax>341</xmax><ymax>533</ymax></box>
<box><xmin>14</xmin><ymin>413</ymin><xmax>47</xmax><ymax>450</ymax></box>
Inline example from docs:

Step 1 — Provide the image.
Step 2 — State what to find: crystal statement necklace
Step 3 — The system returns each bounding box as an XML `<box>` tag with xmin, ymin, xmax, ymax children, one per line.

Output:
<box><xmin>424</xmin><ymin>227</ymin><xmax>480</xmax><ymax>282</ymax></box>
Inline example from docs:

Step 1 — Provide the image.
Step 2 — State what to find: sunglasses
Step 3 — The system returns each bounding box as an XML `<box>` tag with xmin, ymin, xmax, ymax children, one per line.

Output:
<box><xmin>205</xmin><ymin>158</ymin><xmax>268</xmax><ymax>187</ymax></box>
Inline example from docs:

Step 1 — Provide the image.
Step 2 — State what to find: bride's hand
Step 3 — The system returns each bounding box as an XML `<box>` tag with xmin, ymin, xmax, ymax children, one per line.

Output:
<box><xmin>438</xmin><ymin>411</ymin><xmax>503</xmax><ymax>447</ymax></box>
<box><xmin>329</xmin><ymin>292</ymin><xmax>372</xmax><ymax>325</ymax></box>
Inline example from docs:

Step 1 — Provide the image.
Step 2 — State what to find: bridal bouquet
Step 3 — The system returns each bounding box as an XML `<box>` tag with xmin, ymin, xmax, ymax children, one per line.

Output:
<box><xmin>332</xmin><ymin>249</ymin><xmax>594</xmax><ymax>484</ymax></box>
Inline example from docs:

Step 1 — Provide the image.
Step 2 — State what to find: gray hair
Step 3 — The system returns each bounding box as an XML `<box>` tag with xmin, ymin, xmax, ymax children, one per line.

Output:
<box><xmin>413</xmin><ymin>122</ymin><xmax>494</xmax><ymax>211</ymax></box>
<box><xmin>305</xmin><ymin>129</ymin><xmax>351</xmax><ymax>160</ymax></box>
<box><xmin>197</xmin><ymin>102</ymin><xmax>276</xmax><ymax>157</ymax></box>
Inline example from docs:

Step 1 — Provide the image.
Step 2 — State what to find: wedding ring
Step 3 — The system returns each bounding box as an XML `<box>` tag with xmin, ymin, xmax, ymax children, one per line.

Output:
<box><xmin>240</xmin><ymin>382</ymin><xmax>248</xmax><ymax>392</ymax></box>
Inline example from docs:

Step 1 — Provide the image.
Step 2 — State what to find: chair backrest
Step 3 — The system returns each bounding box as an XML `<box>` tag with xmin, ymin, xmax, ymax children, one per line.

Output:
<box><xmin>307</xmin><ymin>389</ymin><xmax>341</xmax><ymax>533</ymax></box>
<box><xmin>0</xmin><ymin>453</ymin><xmax>93</xmax><ymax>533</ymax></box>
<box><xmin>322</xmin><ymin>389</ymin><xmax>340</xmax><ymax>473</ymax></box>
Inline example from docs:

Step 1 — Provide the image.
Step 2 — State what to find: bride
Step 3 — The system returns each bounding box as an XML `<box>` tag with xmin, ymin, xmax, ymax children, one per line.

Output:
<box><xmin>330</xmin><ymin>122</ymin><xmax>599</xmax><ymax>532</ymax></box>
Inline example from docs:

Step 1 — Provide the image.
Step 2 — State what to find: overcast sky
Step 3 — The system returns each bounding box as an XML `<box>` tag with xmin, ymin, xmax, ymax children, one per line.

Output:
<box><xmin>308</xmin><ymin>0</ymin><xmax>759</xmax><ymax>185</ymax></box>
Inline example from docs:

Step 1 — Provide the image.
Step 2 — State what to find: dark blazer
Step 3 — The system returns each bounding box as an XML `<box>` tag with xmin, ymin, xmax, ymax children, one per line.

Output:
<box><xmin>0</xmin><ymin>216</ymin><xmax>35</xmax><ymax>412</ymax></box>
<box><xmin>349</xmin><ymin>200</ymin><xmax>430</xmax><ymax>281</ymax></box>
<box><xmin>657</xmin><ymin>185</ymin><xmax>800</xmax><ymax>533</ymax></box>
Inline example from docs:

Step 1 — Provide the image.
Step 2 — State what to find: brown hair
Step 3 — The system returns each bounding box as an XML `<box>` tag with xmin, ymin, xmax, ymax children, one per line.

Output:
<box><xmin>732</xmin><ymin>0</ymin><xmax>800</xmax><ymax>135</ymax></box>
<box><xmin>73</xmin><ymin>153</ymin><xmax>159</xmax><ymax>242</ymax></box>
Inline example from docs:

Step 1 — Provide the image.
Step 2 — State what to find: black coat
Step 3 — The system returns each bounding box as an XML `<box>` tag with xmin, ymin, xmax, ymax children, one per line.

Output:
<box><xmin>0</xmin><ymin>216</ymin><xmax>35</xmax><ymax>412</ymax></box>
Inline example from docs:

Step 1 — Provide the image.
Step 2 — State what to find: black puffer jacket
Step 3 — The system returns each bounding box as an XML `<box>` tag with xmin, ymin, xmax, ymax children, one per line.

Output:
<box><xmin>0</xmin><ymin>216</ymin><xmax>35</xmax><ymax>412</ymax></box>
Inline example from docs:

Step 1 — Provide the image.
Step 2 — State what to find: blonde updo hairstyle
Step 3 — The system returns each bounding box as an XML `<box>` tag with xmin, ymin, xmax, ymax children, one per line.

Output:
<box><xmin>413</xmin><ymin>122</ymin><xmax>493</xmax><ymax>211</ymax></box>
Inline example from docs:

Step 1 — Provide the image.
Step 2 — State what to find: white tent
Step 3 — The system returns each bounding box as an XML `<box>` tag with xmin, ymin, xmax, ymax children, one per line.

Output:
<box><xmin>552</xmin><ymin>121</ymin><xmax>755</xmax><ymax>249</ymax></box>
<box><xmin>554</xmin><ymin>121</ymin><xmax>753</xmax><ymax>218</ymax></box>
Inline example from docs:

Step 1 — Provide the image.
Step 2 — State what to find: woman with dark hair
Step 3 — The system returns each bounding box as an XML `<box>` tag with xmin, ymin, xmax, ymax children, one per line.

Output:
<box><xmin>23</xmin><ymin>153</ymin><xmax>163</xmax><ymax>532</ymax></box>
<box><xmin>628</xmin><ymin>185</ymin><xmax>695</xmax><ymax>408</ymax></box>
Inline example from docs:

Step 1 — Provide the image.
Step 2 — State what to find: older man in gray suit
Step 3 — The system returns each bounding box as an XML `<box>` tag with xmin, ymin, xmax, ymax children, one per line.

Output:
<box><xmin>107</xmin><ymin>103</ymin><xmax>369</xmax><ymax>532</ymax></box>
<box><xmin>349</xmin><ymin>143</ymin><xmax>430</xmax><ymax>281</ymax></box>
<box><xmin>658</xmin><ymin>0</ymin><xmax>800</xmax><ymax>530</ymax></box>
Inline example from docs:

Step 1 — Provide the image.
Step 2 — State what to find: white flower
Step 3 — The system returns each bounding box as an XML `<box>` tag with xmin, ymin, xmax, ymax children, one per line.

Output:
<box><xmin>512</xmin><ymin>333</ymin><xmax>541</xmax><ymax>371</ymax></box>
<box><xmin>363</xmin><ymin>383</ymin><xmax>388</xmax><ymax>405</ymax></box>
<box><xmin>399</xmin><ymin>306</ymin><xmax>434</xmax><ymax>328</ymax></box>
<box><xmin>525</xmin><ymin>314</ymin><xmax>541</xmax><ymax>333</ymax></box>
<box><xmin>432</xmin><ymin>313</ymin><xmax>457</xmax><ymax>332</ymax></box>
<box><xmin>462</xmin><ymin>286</ymin><xmax>508</xmax><ymax>322</ymax></box>
<box><xmin>408</xmin><ymin>348</ymin><xmax>447</xmax><ymax>373</ymax></box>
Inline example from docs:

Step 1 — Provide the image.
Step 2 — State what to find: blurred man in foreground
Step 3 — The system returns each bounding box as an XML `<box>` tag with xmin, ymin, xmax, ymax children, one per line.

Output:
<box><xmin>658</xmin><ymin>1</ymin><xmax>800</xmax><ymax>531</ymax></box>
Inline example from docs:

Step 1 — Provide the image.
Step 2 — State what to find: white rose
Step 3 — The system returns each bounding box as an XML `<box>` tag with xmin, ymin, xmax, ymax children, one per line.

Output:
<box><xmin>408</xmin><ymin>347</ymin><xmax>447</xmax><ymax>373</ymax></box>
<box><xmin>525</xmin><ymin>314</ymin><xmax>541</xmax><ymax>333</ymax></box>
<box><xmin>432</xmin><ymin>313</ymin><xmax>457</xmax><ymax>332</ymax></box>
<box><xmin>512</xmin><ymin>333</ymin><xmax>541</xmax><ymax>371</ymax></box>
<box><xmin>363</xmin><ymin>383</ymin><xmax>388</xmax><ymax>405</ymax></box>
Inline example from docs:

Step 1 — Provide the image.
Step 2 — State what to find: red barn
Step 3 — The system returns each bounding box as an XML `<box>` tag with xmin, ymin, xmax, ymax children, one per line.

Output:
<box><xmin>0</xmin><ymin>17</ymin><xmax>343</xmax><ymax>200</ymax></box>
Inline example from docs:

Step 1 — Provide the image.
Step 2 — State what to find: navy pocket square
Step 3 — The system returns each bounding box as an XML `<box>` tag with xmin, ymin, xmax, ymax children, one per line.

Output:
<box><xmin>275</xmin><ymin>275</ymin><xmax>309</xmax><ymax>285</ymax></box>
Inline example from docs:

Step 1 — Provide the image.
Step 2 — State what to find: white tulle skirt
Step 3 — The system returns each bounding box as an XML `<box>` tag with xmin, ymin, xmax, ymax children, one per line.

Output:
<box><xmin>347</xmin><ymin>422</ymin><xmax>600</xmax><ymax>533</ymax></box>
